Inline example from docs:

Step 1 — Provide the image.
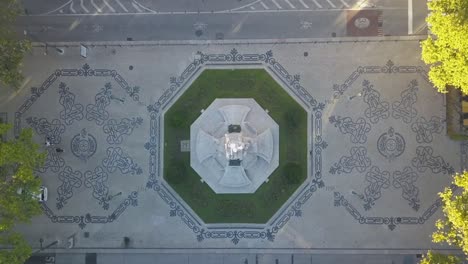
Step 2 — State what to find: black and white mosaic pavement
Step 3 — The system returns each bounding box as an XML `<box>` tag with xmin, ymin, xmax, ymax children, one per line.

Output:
<box><xmin>15</xmin><ymin>64</ymin><xmax>144</xmax><ymax>229</ymax></box>
<box><xmin>329</xmin><ymin>61</ymin><xmax>461</xmax><ymax>230</ymax></box>
<box><xmin>10</xmin><ymin>50</ymin><xmax>466</xmax><ymax>246</ymax></box>
<box><xmin>146</xmin><ymin>49</ymin><xmax>325</xmax><ymax>244</ymax></box>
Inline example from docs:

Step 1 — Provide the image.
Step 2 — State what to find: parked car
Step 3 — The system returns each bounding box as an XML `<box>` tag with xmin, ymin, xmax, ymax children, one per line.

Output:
<box><xmin>16</xmin><ymin>186</ymin><xmax>48</xmax><ymax>202</ymax></box>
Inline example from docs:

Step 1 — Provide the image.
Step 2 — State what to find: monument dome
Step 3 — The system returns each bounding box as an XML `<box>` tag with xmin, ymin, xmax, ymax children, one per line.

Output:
<box><xmin>190</xmin><ymin>99</ymin><xmax>279</xmax><ymax>193</ymax></box>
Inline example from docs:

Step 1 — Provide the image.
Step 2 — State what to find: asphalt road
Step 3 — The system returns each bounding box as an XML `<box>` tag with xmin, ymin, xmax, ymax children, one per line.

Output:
<box><xmin>15</xmin><ymin>0</ymin><xmax>422</xmax><ymax>42</ymax></box>
<box><xmin>18</xmin><ymin>11</ymin><xmax>350</xmax><ymax>42</ymax></box>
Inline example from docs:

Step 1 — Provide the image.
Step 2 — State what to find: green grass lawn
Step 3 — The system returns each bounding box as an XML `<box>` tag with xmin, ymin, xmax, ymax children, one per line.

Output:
<box><xmin>164</xmin><ymin>69</ymin><xmax>308</xmax><ymax>223</ymax></box>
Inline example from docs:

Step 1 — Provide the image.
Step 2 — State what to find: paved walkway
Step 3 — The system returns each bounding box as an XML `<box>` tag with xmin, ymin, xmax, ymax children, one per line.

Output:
<box><xmin>1</xmin><ymin>39</ymin><xmax>466</xmax><ymax>252</ymax></box>
<box><xmin>27</xmin><ymin>252</ymin><xmax>424</xmax><ymax>264</ymax></box>
<box><xmin>57</xmin><ymin>253</ymin><xmax>421</xmax><ymax>264</ymax></box>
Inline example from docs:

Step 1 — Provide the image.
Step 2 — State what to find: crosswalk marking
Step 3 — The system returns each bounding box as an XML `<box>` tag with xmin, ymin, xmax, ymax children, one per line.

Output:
<box><xmin>132</xmin><ymin>2</ymin><xmax>143</xmax><ymax>12</ymax></box>
<box><xmin>311</xmin><ymin>0</ymin><xmax>323</xmax><ymax>8</ymax></box>
<box><xmin>259</xmin><ymin>1</ymin><xmax>269</xmax><ymax>9</ymax></box>
<box><xmin>115</xmin><ymin>0</ymin><xmax>129</xmax><ymax>12</ymax></box>
<box><xmin>90</xmin><ymin>0</ymin><xmax>102</xmax><ymax>12</ymax></box>
<box><xmin>299</xmin><ymin>0</ymin><xmax>309</xmax><ymax>8</ymax></box>
<box><xmin>284</xmin><ymin>0</ymin><xmax>296</xmax><ymax>8</ymax></box>
<box><xmin>133</xmin><ymin>0</ymin><xmax>156</xmax><ymax>13</ymax></box>
<box><xmin>103</xmin><ymin>0</ymin><xmax>116</xmax><ymax>12</ymax></box>
<box><xmin>271</xmin><ymin>0</ymin><xmax>283</xmax><ymax>9</ymax></box>
<box><xmin>80</xmin><ymin>0</ymin><xmax>90</xmax><ymax>13</ymax></box>
<box><xmin>325</xmin><ymin>0</ymin><xmax>336</xmax><ymax>8</ymax></box>
<box><xmin>70</xmin><ymin>0</ymin><xmax>76</xmax><ymax>13</ymax></box>
<box><xmin>43</xmin><ymin>0</ymin><xmax>363</xmax><ymax>16</ymax></box>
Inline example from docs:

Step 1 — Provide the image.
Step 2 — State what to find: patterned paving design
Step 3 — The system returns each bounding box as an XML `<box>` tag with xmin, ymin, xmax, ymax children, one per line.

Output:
<box><xmin>71</xmin><ymin>128</ymin><xmax>97</xmax><ymax>161</ymax></box>
<box><xmin>330</xmin><ymin>61</ymin><xmax>460</xmax><ymax>230</ymax></box>
<box><xmin>146</xmin><ymin>49</ymin><xmax>325</xmax><ymax>244</ymax></box>
<box><xmin>377</xmin><ymin>127</ymin><xmax>405</xmax><ymax>160</ymax></box>
<box><xmin>14</xmin><ymin>64</ymin><xmax>143</xmax><ymax>228</ymax></box>
<box><xmin>10</xmin><ymin>51</ymin><xmax>465</xmax><ymax>245</ymax></box>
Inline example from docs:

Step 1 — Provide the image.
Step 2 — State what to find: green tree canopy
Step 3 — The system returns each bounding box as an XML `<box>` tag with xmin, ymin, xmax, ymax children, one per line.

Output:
<box><xmin>0</xmin><ymin>232</ymin><xmax>33</xmax><ymax>264</ymax></box>
<box><xmin>0</xmin><ymin>0</ymin><xmax>30</xmax><ymax>89</ymax></box>
<box><xmin>421</xmin><ymin>0</ymin><xmax>468</xmax><ymax>94</ymax></box>
<box><xmin>422</xmin><ymin>171</ymin><xmax>468</xmax><ymax>263</ymax></box>
<box><xmin>0</xmin><ymin>123</ymin><xmax>46</xmax><ymax>264</ymax></box>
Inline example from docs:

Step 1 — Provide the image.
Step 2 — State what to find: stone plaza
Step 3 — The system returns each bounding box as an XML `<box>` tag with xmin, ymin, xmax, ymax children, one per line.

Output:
<box><xmin>1</xmin><ymin>37</ymin><xmax>467</xmax><ymax>254</ymax></box>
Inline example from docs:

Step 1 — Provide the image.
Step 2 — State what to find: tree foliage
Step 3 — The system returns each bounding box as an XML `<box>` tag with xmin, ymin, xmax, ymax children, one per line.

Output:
<box><xmin>420</xmin><ymin>0</ymin><xmax>468</xmax><ymax>94</ymax></box>
<box><xmin>0</xmin><ymin>0</ymin><xmax>31</xmax><ymax>89</ymax></box>
<box><xmin>421</xmin><ymin>251</ymin><xmax>461</xmax><ymax>264</ymax></box>
<box><xmin>0</xmin><ymin>123</ymin><xmax>46</xmax><ymax>264</ymax></box>
<box><xmin>422</xmin><ymin>171</ymin><xmax>468</xmax><ymax>263</ymax></box>
<box><xmin>0</xmin><ymin>232</ymin><xmax>33</xmax><ymax>264</ymax></box>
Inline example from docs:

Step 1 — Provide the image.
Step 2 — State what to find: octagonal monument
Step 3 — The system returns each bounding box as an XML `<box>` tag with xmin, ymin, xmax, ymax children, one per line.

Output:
<box><xmin>164</xmin><ymin>69</ymin><xmax>308</xmax><ymax>223</ymax></box>
<box><xmin>190</xmin><ymin>99</ymin><xmax>279</xmax><ymax>193</ymax></box>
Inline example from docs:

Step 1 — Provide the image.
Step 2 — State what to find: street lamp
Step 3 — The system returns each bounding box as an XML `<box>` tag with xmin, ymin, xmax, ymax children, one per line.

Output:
<box><xmin>34</xmin><ymin>238</ymin><xmax>59</xmax><ymax>254</ymax></box>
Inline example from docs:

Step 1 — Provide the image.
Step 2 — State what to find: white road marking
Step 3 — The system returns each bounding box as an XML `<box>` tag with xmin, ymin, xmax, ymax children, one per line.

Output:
<box><xmin>92</xmin><ymin>24</ymin><xmax>103</xmax><ymax>32</ymax></box>
<box><xmin>69</xmin><ymin>19</ymin><xmax>81</xmax><ymax>30</ymax></box>
<box><xmin>250</xmin><ymin>6</ymin><xmax>256</xmax><ymax>9</ymax></box>
<box><xmin>310</xmin><ymin>0</ymin><xmax>322</xmax><ymax>8</ymax></box>
<box><xmin>325</xmin><ymin>0</ymin><xmax>336</xmax><ymax>8</ymax></box>
<box><xmin>132</xmin><ymin>2</ymin><xmax>143</xmax><ymax>12</ymax></box>
<box><xmin>260</xmin><ymin>1</ymin><xmax>269</xmax><ymax>9</ymax></box>
<box><xmin>80</xmin><ymin>0</ymin><xmax>90</xmax><ymax>13</ymax></box>
<box><xmin>231</xmin><ymin>16</ymin><xmax>248</xmax><ymax>33</ymax></box>
<box><xmin>70</xmin><ymin>0</ymin><xmax>76</xmax><ymax>13</ymax></box>
<box><xmin>340</xmin><ymin>0</ymin><xmax>350</xmax><ymax>8</ymax></box>
<box><xmin>115</xmin><ymin>0</ymin><xmax>129</xmax><ymax>12</ymax></box>
<box><xmin>300</xmin><ymin>21</ymin><xmax>313</xmax><ymax>29</ymax></box>
<box><xmin>408</xmin><ymin>0</ymin><xmax>413</xmax><ymax>34</ymax></box>
<box><xmin>229</xmin><ymin>0</ymin><xmax>262</xmax><ymax>11</ymax></box>
<box><xmin>284</xmin><ymin>0</ymin><xmax>296</xmax><ymax>8</ymax></box>
<box><xmin>132</xmin><ymin>0</ymin><xmax>157</xmax><ymax>13</ymax></box>
<box><xmin>271</xmin><ymin>0</ymin><xmax>283</xmax><ymax>9</ymax></box>
<box><xmin>103</xmin><ymin>0</ymin><xmax>116</xmax><ymax>12</ymax></box>
<box><xmin>91</xmin><ymin>0</ymin><xmax>103</xmax><ymax>12</ymax></box>
<box><xmin>40</xmin><ymin>0</ymin><xmax>72</xmax><ymax>15</ymax></box>
<box><xmin>193</xmin><ymin>22</ymin><xmax>207</xmax><ymax>30</ymax></box>
<box><xmin>299</xmin><ymin>0</ymin><xmax>309</xmax><ymax>8</ymax></box>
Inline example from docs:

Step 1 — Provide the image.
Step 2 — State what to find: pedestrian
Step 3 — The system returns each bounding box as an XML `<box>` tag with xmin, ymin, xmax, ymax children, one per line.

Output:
<box><xmin>55</xmin><ymin>147</ymin><xmax>63</xmax><ymax>153</ymax></box>
<box><xmin>45</xmin><ymin>137</ymin><xmax>51</xmax><ymax>147</ymax></box>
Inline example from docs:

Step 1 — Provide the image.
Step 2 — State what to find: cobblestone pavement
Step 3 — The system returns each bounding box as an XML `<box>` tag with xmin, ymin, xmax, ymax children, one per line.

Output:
<box><xmin>2</xmin><ymin>39</ymin><xmax>465</xmax><ymax>251</ymax></box>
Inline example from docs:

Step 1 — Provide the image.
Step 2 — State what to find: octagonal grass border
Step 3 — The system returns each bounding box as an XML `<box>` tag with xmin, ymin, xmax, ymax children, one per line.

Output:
<box><xmin>145</xmin><ymin>49</ymin><xmax>327</xmax><ymax>243</ymax></box>
<box><xmin>164</xmin><ymin>69</ymin><xmax>307</xmax><ymax>223</ymax></box>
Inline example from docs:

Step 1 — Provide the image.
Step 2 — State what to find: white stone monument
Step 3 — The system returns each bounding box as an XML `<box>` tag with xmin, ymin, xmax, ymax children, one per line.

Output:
<box><xmin>190</xmin><ymin>99</ymin><xmax>279</xmax><ymax>193</ymax></box>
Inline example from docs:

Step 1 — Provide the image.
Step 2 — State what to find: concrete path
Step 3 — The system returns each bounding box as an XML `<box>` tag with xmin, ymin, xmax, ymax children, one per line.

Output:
<box><xmin>49</xmin><ymin>253</ymin><xmax>420</xmax><ymax>264</ymax></box>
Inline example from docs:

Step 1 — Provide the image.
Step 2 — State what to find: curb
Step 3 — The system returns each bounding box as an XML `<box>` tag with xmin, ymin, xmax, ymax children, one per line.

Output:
<box><xmin>31</xmin><ymin>35</ymin><xmax>428</xmax><ymax>47</ymax></box>
<box><xmin>32</xmin><ymin>247</ymin><xmax>462</xmax><ymax>255</ymax></box>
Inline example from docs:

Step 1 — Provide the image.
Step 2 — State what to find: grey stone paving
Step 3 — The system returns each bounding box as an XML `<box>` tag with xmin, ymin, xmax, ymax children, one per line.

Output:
<box><xmin>50</xmin><ymin>253</ymin><xmax>422</xmax><ymax>264</ymax></box>
<box><xmin>1</xmin><ymin>39</ymin><xmax>465</xmax><ymax>252</ymax></box>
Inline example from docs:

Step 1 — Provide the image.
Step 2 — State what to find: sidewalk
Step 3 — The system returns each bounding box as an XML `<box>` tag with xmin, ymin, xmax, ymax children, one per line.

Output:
<box><xmin>42</xmin><ymin>253</ymin><xmax>422</xmax><ymax>264</ymax></box>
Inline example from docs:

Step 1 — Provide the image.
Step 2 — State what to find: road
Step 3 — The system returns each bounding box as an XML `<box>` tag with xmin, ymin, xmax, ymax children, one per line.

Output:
<box><xmin>22</xmin><ymin>0</ymin><xmax>388</xmax><ymax>15</ymax></box>
<box><xmin>18</xmin><ymin>12</ymin><xmax>350</xmax><ymax>42</ymax></box>
<box><xmin>16</xmin><ymin>0</ymin><xmax>425</xmax><ymax>45</ymax></box>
